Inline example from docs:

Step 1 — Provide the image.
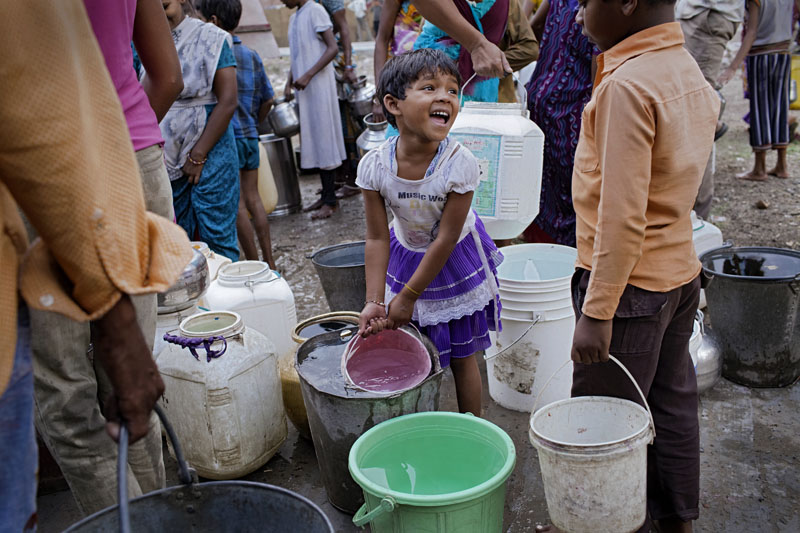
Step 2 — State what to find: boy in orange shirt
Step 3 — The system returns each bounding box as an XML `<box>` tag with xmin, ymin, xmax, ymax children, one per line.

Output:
<box><xmin>549</xmin><ymin>1</ymin><xmax>718</xmax><ymax>532</ymax></box>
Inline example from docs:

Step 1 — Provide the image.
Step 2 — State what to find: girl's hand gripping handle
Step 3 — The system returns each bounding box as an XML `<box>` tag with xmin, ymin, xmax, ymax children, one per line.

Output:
<box><xmin>386</xmin><ymin>291</ymin><xmax>416</xmax><ymax>330</ymax></box>
<box><xmin>359</xmin><ymin>302</ymin><xmax>388</xmax><ymax>338</ymax></box>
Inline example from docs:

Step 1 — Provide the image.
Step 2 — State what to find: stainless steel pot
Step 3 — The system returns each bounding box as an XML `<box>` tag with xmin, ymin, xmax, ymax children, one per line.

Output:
<box><xmin>268</xmin><ymin>97</ymin><xmax>300</xmax><ymax>138</ymax></box>
<box><xmin>347</xmin><ymin>76</ymin><xmax>375</xmax><ymax>119</ymax></box>
<box><xmin>694</xmin><ymin>310</ymin><xmax>722</xmax><ymax>394</ymax></box>
<box><xmin>260</xmin><ymin>134</ymin><xmax>302</xmax><ymax>217</ymax></box>
<box><xmin>356</xmin><ymin>113</ymin><xmax>388</xmax><ymax>158</ymax></box>
<box><xmin>157</xmin><ymin>249</ymin><xmax>209</xmax><ymax>314</ymax></box>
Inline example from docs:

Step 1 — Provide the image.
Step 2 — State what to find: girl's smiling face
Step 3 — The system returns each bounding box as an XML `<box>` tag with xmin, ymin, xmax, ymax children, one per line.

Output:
<box><xmin>386</xmin><ymin>70</ymin><xmax>460</xmax><ymax>143</ymax></box>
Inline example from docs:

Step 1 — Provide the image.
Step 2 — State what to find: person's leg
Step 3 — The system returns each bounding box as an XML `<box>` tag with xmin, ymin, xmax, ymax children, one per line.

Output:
<box><xmin>31</xmin><ymin>308</ymin><xmax>145</xmax><ymax>515</ymax></box>
<box><xmin>312</xmin><ymin>168</ymin><xmax>339</xmax><ymax>219</ymax></box>
<box><xmin>171</xmin><ymin>175</ymin><xmax>197</xmax><ymax>238</ymax></box>
<box><xmin>739</xmin><ymin>55</ymin><xmax>770</xmax><ymax>181</ymax></box>
<box><xmin>449</xmin><ymin>354</ymin><xmax>482</xmax><ymax>416</ymax></box>
<box><xmin>236</xmin><ymin>171</ymin><xmax>260</xmax><ymax>261</ymax></box>
<box><xmin>135</xmin><ymin>144</ymin><xmax>175</xmax><ymax>220</ymax></box>
<box><xmin>193</xmin><ymin>133</ymin><xmax>241</xmax><ymax>261</ymax></box>
<box><xmin>767</xmin><ymin>54</ymin><xmax>792</xmax><ymax>179</ymax></box>
<box><xmin>240</xmin><ymin>161</ymin><xmax>277</xmax><ymax>268</ymax></box>
<box><xmin>0</xmin><ymin>307</ymin><xmax>37</xmax><ymax>532</ymax></box>
<box><xmin>680</xmin><ymin>11</ymin><xmax>737</xmax><ymax>216</ymax></box>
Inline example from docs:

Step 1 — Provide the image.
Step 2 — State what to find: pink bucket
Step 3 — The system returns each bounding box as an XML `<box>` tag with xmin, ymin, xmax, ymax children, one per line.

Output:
<box><xmin>341</xmin><ymin>328</ymin><xmax>432</xmax><ymax>395</ymax></box>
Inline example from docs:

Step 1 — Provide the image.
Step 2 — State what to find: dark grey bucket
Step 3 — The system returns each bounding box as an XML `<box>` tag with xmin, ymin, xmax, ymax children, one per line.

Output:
<box><xmin>310</xmin><ymin>241</ymin><xmax>366</xmax><ymax>312</ymax></box>
<box><xmin>295</xmin><ymin>326</ymin><xmax>443</xmax><ymax>513</ymax></box>
<box><xmin>700</xmin><ymin>245</ymin><xmax>800</xmax><ymax>388</ymax></box>
<box><xmin>65</xmin><ymin>406</ymin><xmax>333</xmax><ymax>533</ymax></box>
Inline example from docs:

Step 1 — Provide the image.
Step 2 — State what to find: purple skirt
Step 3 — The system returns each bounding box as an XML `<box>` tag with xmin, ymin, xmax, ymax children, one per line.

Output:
<box><xmin>386</xmin><ymin>216</ymin><xmax>503</xmax><ymax>367</ymax></box>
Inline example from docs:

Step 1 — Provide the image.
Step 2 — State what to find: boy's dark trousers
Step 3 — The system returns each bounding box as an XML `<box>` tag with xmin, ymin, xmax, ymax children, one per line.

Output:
<box><xmin>320</xmin><ymin>169</ymin><xmax>337</xmax><ymax>206</ymax></box>
<box><xmin>570</xmin><ymin>268</ymin><xmax>701</xmax><ymax>526</ymax></box>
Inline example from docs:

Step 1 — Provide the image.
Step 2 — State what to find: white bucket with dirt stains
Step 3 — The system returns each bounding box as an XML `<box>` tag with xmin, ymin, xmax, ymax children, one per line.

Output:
<box><xmin>529</xmin><ymin>356</ymin><xmax>655</xmax><ymax>533</ymax></box>
<box><xmin>485</xmin><ymin>244</ymin><xmax>576</xmax><ymax>412</ymax></box>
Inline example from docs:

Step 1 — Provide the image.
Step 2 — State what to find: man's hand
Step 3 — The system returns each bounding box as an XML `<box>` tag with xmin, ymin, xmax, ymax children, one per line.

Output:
<box><xmin>343</xmin><ymin>67</ymin><xmax>358</xmax><ymax>85</ymax></box>
<box><xmin>717</xmin><ymin>67</ymin><xmax>735</xmax><ymax>87</ymax></box>
<box><xmin>284</xmin><ymin>83</ymin><xmax>294</xmax><ymax>101</ymax></box>
<box><xmin>469</xmin><ymin>40</ymin><xmax>511</xmax><ymax>79</ymax></box>
<box><xmin>94</xmin><ymin>295</ymin><xmax>164</xmax><ymax>443</ymax></box>
<box><xmin>571</xmin><ymin>314</ymin><xmax>613</xmax><ymax>365</ymax></box>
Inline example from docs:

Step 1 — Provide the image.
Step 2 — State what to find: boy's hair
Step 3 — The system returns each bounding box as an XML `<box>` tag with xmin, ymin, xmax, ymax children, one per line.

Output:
<box><xmin>196</xmin><ymin>0</ymin><xmax>242</xmax><ymax>31</ymax></box>
<box><xmin>377</xmin><ymin>49</ymin><xmax>462</xmax><ymax>128</ymax></box>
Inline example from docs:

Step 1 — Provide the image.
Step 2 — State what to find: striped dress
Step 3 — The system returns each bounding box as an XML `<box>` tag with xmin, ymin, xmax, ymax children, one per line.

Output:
<box><xmin>524</xmin><ymin>0</ymin><xmax>594</xmax><ymax>247</ymax></box>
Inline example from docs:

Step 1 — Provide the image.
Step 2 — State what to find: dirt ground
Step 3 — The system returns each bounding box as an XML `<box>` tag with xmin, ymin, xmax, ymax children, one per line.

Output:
<box><xmin>36</xmin><ymin>51</ymin><xmax>800</xmax><ymax>532</ymax></box>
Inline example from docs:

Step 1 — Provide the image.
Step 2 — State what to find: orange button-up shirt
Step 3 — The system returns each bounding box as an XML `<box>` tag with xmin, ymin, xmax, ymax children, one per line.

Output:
<box><xmin>0</xmin><ymin>0</ymin><xmax>192</xmax><ymax>394</ymax></box>
<box><xmin>572</xmin><ymin>22</ymin><xmax>719</xmax><ymax>320</ymax></box>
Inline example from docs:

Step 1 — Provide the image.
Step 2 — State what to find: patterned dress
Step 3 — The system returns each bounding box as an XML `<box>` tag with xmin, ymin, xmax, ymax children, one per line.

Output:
<box><xmin>524</xmin><ymin>0</ymin><xmax>594</xmax><ymax>246</ymax></box>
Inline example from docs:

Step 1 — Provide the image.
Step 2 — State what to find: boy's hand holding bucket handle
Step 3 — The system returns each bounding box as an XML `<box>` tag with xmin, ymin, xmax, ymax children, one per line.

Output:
<box><xmin>571</xmin><ymin>314</ymin><xmax>612</xmax><ymax>365</ymax></box>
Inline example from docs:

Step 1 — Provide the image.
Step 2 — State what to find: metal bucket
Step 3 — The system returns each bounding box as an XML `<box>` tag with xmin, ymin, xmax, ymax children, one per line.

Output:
<box><xmin>700</xmin><ymin>245</ymin><xmax>800</xmax><ymax>387</ymax></box>
<box><xmin>295</xmin><ymin>326</ymin><xmax>444</xmax><ymax>513</ymax></box>
<box><xmin>66</xmin><ymin>406</ymin><xmax>333</xmax><ymax>533</ymax></box>
<box><xmin>309</xmin><ymin>241</ymin><xmax>366</xmax><ymax>312</ymax></box>
<box><xmin>260</xmin><ymin>134</ymin><xmax>301</xmax><ymax>217</ymax></box>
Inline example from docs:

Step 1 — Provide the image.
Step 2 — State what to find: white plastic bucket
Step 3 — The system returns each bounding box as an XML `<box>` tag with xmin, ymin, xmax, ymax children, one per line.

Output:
<box><xmin>486</xmin><ymin>244</ymin><xmax>577</xmax><ymax>412</ymax></box>
<box><xmin>530</xmin><ymin>356</ymin><xmax>655</xmax><ymax>533</ymax></box>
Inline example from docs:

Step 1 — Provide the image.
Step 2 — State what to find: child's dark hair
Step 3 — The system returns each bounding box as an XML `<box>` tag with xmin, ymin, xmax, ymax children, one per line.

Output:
<box><xmin>377</xmin><ymin>49</ymin><xmax>462</xmax><ymax>128</ymax></box>
<box><xmin>196</xmin><ymin>0</ymin><xmax>242</xmax><ymax>31</ymax></box>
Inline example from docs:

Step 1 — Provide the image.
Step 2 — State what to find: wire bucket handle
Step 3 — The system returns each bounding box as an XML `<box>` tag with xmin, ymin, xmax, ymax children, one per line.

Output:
<box><xmin>531</xmin><ymin>354</ymin><xmax>656</xmax><ymax>439</ymax></box>
<box><xmin>116</xmin><ymin>404</ymin><xmax>195</xmax><ymax>533</ymax></box>
<box><xmin>459</xmin><ymin>71</ymin><xmax>525</xmax><ymax>108</ymax></box>
<box><xmin>483</xmin><ymin>312</ymin><xmax>541</xmax><ymax>361</ymax></box>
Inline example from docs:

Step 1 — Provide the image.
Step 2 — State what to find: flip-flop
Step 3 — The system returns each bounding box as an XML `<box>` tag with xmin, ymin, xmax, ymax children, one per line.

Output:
<box><xmin>714</xmin><ymin>123</ymin><xmax>728</xmax><ymax>142</ymax></box>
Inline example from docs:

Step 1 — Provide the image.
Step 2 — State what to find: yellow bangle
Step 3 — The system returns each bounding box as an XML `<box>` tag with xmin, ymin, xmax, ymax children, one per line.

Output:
<box><xmin>404</xmin><ymin>283</ymin><xmax>421</xmax><ymax>297</ymax></box>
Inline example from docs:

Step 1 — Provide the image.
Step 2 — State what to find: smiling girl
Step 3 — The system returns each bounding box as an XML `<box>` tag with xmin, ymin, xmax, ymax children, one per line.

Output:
<box><xmin>356</xmin><ymin>49</ymin><xmax>502</xmax><ymax>416</ymax></box>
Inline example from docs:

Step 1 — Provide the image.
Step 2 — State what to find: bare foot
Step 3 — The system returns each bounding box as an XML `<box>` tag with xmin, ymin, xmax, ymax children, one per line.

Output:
<box><xmin>767</xmin><ymin>167</ymin><xmax>790</xmax><ymax>179</ymax></box>
<box><xmin>303</xmin><ymin>198</ymin><xmax>325</xmax><ymax>212</ymax></box>
<box><xmin>737</xmin><ymin>170</ymin><xmax>768</xmax><ymax>182</ymax></box>
<box><xmin>311</xmin><ymin>203</ymin><xmax>337</xmax><ymax>220</ymax></box>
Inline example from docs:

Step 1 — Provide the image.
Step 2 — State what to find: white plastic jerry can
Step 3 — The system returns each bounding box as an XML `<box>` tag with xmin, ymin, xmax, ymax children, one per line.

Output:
<box><xmin>691</xmin><ymin>210</ymin><xmax>723</xmax><ymax>308</ymax></box>
<box><xmin>203</xmin><ymin>261</ymin><xmax>298</xmax><ymax>362</ymax></box>
<box><xmin>157</xmin><ymin>311</ymin><xmax>287</xmax><ymax>479</ymax></box>
<box><xmin>450</xmin><ymin>101</ymin><xmax>545</xmax><ymax>240</ymax></box>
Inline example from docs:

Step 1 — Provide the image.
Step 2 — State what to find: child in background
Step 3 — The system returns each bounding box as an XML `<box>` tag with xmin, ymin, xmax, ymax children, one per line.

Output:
<box><xmin>282</xmin><ymin>0</ymin><xmax>346</xmax><ymax>220</ymax></box>
<box><xmin>160</xmin><ymin>0</ymin><xmax>240</xmax><ymax>261</ymax></box>
<box><xmin>718</xmin><ymin>0</ymin><xmax>796</xmax><ymax>181</ymax></box>
<box><xmin>357</xmin><ymin>49</ymin><xmax>502</xmax><ymax>416</ymax></box>
<box><xmin>539</xmin><ymin>1</ymin><xmax>718</xmax><ymax>532</ymax></box>
<box><xmin>198</xmin><ymin>0</ymin><xmax>277</xmax><ymax>267</ymax></box>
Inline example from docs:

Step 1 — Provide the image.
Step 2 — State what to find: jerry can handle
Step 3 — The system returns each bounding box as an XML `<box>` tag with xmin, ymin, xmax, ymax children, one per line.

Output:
<box><xmin>353</xmin><ymin>496</ymin><xmax>396</xmax><ymax>528</ymax></box>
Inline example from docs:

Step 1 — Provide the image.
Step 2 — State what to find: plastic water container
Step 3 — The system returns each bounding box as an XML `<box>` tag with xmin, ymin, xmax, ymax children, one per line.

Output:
<box><xmin>153</xmin><ymin>306</ymin><xmax>201</xmax><ymax>361</ymax></box>
<box><xmin>156</xmin><ymin>311</ymin><xmax>287</xmax><ymax>479</ymax></box>
<box><xmin>691</xmin><ymin>211</ymin><xmax>723</xmax><ymax>308</ymax></box>
<box><xmin>192</xmin><ymin>241</ymin><xmax>232</xmax><ymax>281</ymax></box>
<box><xmin>204</xmin><ymin>261</ymin><xmax>297</xmax><ymax>362</ymax></box>
<box><xmin>450</xmin><ymin>101</ymin><xmax>544</xmax><ymax>240</ymax></box>
<box><xmin>486</xmin><ymin>244</ymin><xmax>577</xmax><ymax>412</ymax></box>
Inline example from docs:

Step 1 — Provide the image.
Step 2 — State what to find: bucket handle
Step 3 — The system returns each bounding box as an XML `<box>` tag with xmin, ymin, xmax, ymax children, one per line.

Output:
<box><xmin>532</xmin><ymin>355</ymin><xmax>656</xmax><ymax>439</ymax></box>
<box><xmin>483</xmin><ymin>312</ymin><xmax>541</xmax><ymax>361</ymax></box>
<box><xmin>117</xmin><ymin>404</ymin><xmax>196</xmax><ymax>533</ymax></box>
<box><xmin>353</xmin><ymin>496</ymin><xmax>396</xmax><ymax>528</ymax></box>
<box><xmin>459</xmin><ymin>71</ymin><xmax>524</xmax><ymax>109</ymax></box>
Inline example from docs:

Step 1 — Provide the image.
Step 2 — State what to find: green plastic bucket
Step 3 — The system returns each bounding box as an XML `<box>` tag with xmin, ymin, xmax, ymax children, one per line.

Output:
<box><xmin>348</xmin><ymin>412</ymin><xmax>516</xmax><ymax>532</ymax></box>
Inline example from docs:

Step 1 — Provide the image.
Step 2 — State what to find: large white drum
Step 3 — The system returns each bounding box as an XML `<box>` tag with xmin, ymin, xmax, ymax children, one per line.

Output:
<box><xmin>157</xmin><ymin>311</ymin><xmax>287</xmax><ymax>479</ymax></box>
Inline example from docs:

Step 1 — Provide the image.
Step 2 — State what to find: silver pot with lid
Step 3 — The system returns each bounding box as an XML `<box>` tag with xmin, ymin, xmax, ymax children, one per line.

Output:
<box><xmin>157</xmin><ymin>248</ymin><xmax>210</xmax><ymax>314</ymax></box>
<box><xmin>268</xmin><ymin>97</ymin><xmax>300</xmax><ymax>138</ymax></box>
<box><xmin>347</xmin><ymin>76</ymin><xmax>375</xmax><ymax>119</ymax></box>
<box><xmin>356</xmin><ymin>113</ymin><xmax>388</xmax><ymax>158</ymax></box>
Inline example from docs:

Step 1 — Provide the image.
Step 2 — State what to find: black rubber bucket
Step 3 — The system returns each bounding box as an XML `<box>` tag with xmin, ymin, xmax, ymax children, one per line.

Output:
<box><xmin>65</xmin><ymin>406</ymin><xmax>333</xmax><ymax>533</ymax></box>
<box><xmin>700</xmin><ymin>245</ymin><xmax>800</xmax><ymax>387</ymax></box>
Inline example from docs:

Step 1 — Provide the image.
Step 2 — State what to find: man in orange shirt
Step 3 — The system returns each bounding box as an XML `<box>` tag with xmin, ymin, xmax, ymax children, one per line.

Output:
<box><xmin>565</xmin><ymin>1</ymin><xmax>717</xmax><ymax>532</ymax></box>
<box><xmin>0</xmin><ymin>1</ymin><xmax>191</xmax><ymax>529</ymax></box>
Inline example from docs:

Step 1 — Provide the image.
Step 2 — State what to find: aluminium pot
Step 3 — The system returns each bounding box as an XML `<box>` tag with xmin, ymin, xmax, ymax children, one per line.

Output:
<box><xmin>267</xmin><ymin>97</ymin><xmax>300</xmax><ymax>138</ymax></box>
<box><xmin>157</xmin><ymin>249</ymin><xmax>209</xmax><ymax>314</ymax></box>
<box><xmin>347</xmin><ymin>76</ymin><xmax>375</xmax><ymax>119</ymax></box>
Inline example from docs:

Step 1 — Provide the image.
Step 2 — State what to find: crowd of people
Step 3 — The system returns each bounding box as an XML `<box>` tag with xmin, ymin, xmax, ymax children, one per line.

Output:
<box><xmin>0</xmin><ymin>0</ymin><xmax>796</xmax><ymax>531</ymax></box>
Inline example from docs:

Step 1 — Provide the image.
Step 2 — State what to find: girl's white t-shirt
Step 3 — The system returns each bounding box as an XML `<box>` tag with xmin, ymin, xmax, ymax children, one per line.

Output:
<box><xmin>356</xmin><ymin>137</ymin><xmax>481</xmax><ymax>251</ymax></box>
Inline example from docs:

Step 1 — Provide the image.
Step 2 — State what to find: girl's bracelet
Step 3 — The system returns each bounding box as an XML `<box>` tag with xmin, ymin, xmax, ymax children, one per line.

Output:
<box><xmin>365</xmin><ymin>299</ymin><xmax>385</xmax><ymax>307</ymax></box>
<box><xmin>403</xmin><ymin>283</ymin><xmax>421</xmax><ymax>297</ymax></box>
<box><xmin>187</xmin><ymin>153</ymin><xmax>207</xmax><ymax>165</ymax></box>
